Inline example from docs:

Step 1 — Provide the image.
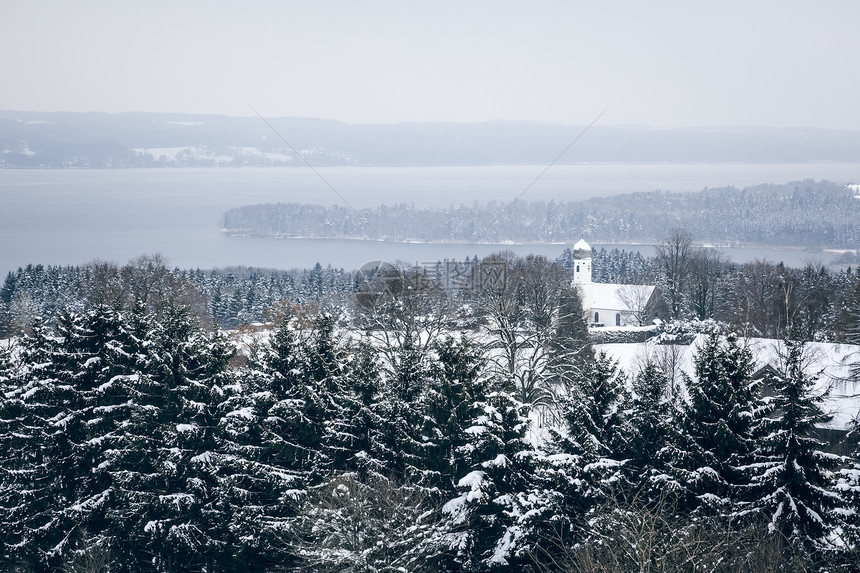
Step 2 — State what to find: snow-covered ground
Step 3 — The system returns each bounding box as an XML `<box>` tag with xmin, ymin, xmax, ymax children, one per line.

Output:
<box><xmin>598</xmin><ymin>335</ymin><xmax>860</xmax><ymax>431</ymax></box>
<box><xmin>131</xmin><ymin>146</ymin><xmax>236</xmax><ymax>164</ymax></box>
<box><xmin>130</xmin><ymin>146</ymin><xmax>317</xmax><ymax>165</ymax></box>
<box><xmin>227</xmin><ymin>323</ymin><xmax>860</xmax><ymax>432</ymax></box>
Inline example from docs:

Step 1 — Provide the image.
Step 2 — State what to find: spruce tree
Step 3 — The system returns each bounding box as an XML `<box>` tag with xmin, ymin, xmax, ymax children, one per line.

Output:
<box><xmin>554</xmin><ymin>351</ymin><xmax>628</xmax><ymax>462</ymax></box>
<box><xmin>369</xmin><ymin>335</ymin><xmax>440</xmax><ymax>485</ymax></box>
<box><xmin>549</xmin><ymin>284</ymin><xmax>593</xmax><ymax>395</ymax></box>
<box><xmin>680</xmin><ymin>331</ymin><xmax>764</xmax><ymax>514</ymax></box>
<box><xmin>624</xmin><ymin>361</ymin><xmax>686</xmax><ymax>499</ymax></box>
<box><xmin>836</xmin><ymin>433</ymin><xmax>860</xmax><ymax>558</ymax></box>
<box><xmin>101</xmin><ymin>303</ymin><xmax>238</xmax><ymax>571</ymax></box>
<box><xmin>438</xmin><ymin>389</ymin><xmax>540</xmax><ymax>571</ymax></box>
<box><xmin>222</xmin><ymin>312</ymin><xmax>352</xmax><ymax>568</ymax></box>
<box><xmin>256</xmin><ymin>316</ymin><xmax>329</xmax><ymax>479</ymax></box>
<box><xmin>0</xmin><ymin>307</ymin><xmax>145</xmax><ymax>570</ymax></box>
<box><xmin>339</xmin><ymin>336</ymin><xmax>388</xmax><ymax>478</ymax></box>
<box><xmin>213</xmin><ymin>367</ymin><xmax>303</xmax><ymax>571</ymax></box>
<box><xmin>425</xmin><ymin>334</ymin><xmax>491</xmax><ymax>489</ymax></box>
<box><xmin>534</xmin><ymin>351</ymin><xmax>630</xmax><ymax>563</ymax></box>
<box><xmin>751</xmin><ymin>336</ymin><xmax>850</xmax><ymax>554</ymax></box>
<box><xmin>291</xmin><ymin>328</ymin><xmax>454</xmax><ymax>571</ymax></box>
<box><xmin>0</xmin><ymin>321</ymin><xmax>48</xmax><ymax>569</ymax></box>
<box><xmin>303</xmin><ymin>313</ymin><xmax>355</xmax><ymax>473</ymax></box>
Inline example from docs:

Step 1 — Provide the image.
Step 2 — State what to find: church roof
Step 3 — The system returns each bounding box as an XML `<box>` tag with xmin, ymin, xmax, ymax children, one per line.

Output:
<box><xmin>581</xmin><ymin>283</ymin><xmax>656</xmax><ymax>312</ymax></box>
<box><xmin>573</xmin><ymin>238</ymin><xmax>591</xmax><ymax>257</ymax></box>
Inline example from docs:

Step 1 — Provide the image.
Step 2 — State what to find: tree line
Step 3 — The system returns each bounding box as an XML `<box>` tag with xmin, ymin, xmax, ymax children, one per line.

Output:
<box><xmin>221</xmin><ymin>180</ymin><xmax>860</xmax><ymax>248</ymax></box>
<box><xmin>0</xmin><ymin>256</ymin><xmax>355</xmax><ymax>337</ymax></box>
<box><xmin>562</xmin><ymin>232</ymin><xmax>859</xmax><ymax>342</ymax></box>
<box><xmin>4</xmin><ymin>239</ymin><xmax>860</xmax><ymax>344</ymax></box>
<box><xmin>1</xmin><ymin>250</ymin><xmax>859</xmax><ymax>571</ymax></box>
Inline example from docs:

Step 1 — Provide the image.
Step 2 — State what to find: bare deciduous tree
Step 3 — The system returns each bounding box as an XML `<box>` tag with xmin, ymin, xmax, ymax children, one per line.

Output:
<box><xmin>79</xmin><ymin>254</ymin><xmax>208</xmax><ymax>324</ymax></box>
<box><xmin>615</xmin><ymin>284</ymin><xmax>657</xmax><ymax>326</ymax></box>
<box><xmin>656</xmin><ymin>228</ymin><xmax>694</xmax><ymax>319</ymax></box>
<box><xmin>648</xmin><ymin>340</ymin><xmax>687</xmax><ymax>399</ymax></box>
<box><xmin>686</xmin><ymin>247</ymin><xmax>730</xmax><ymax>320</ymax></box>
<box><xmin>469</xmin><ymin>253</ymin><xmax>589</xmax><ymax>406</ymax></box>
<box><xmin>6</xmin><ymin>289</ymin><xmax>41</xmax><ymax>335</ymax></box>
<box><xmin>63</xmin><ymin>534</ymin><xmax>115</xmax><ymax>573</ymax></box>
<box><xmin>528</xmin><ymin>486</ymin><xmax>813</xmax><ymax>573</ymax></box>
<box><xmin>733</xmin><ymin>260</ymin><xmax>797</xmax><ymax>338</ymax></box>
<box><xmin>351</xmin><ymin>261</ymin><xmax>455</xmax><ymax>386</ymax></box>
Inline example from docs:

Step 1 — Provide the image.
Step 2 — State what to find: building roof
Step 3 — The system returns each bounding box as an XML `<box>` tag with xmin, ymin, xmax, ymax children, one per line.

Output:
<box><xmin>573</xmin><ymin>239</ymin><xmax>591</xmax><ymax>258</ymax></box>
<box><xmin>582</xmin><ymin>283</ymin><xmax>656</xmax><ymax>312</ymax></box>
<box><xmin>573</xmin><ymin>238</ymin><xmax>592</xmax><ymax>258</ymax></box>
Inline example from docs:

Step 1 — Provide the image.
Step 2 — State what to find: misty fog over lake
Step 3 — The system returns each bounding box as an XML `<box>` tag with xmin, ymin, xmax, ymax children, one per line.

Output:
<box><xmin>3</xmin><ymin>163</ymin><xmax>858</xmax><ymax>275</ymax></box>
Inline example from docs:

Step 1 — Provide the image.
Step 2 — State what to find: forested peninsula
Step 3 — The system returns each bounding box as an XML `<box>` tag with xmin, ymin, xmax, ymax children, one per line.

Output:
<box><xmin>221</xmin><ymin>180</ymin><xmax>860</xmax><ymax>248</ymax></box>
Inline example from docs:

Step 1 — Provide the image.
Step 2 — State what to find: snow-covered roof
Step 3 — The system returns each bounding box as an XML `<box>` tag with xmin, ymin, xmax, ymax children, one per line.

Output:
<box><xmin>582</xmin><ymin>283</ymin><xmax>656</xmax><ymax>312</ymax></box>
<box><xmin>573</xmin><ymin>238</ymin><xmax>591</xmax><ymax>251</ymax></box>
<box><xmin>573</xmin><ymin>238</ymin><xmax>592</xmax><ymax>258</ymax></box>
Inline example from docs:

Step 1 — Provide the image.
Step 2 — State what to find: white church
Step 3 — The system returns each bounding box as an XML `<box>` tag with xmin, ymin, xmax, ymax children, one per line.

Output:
<box><xmin>570</xmin><ymin>238</ymin><xmax>660</xmax><ymax>327</ymax></box>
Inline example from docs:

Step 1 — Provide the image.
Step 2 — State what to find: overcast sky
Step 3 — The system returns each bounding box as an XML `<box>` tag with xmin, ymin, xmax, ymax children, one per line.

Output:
<box><xmin>2</xmin><ymin>0</ymin><xmax>859</xmax><ymax>129</ymax></box>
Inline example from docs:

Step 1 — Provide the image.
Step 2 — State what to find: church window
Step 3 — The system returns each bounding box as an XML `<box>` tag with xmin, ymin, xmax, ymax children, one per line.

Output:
<box><xmin>616</xmin><ymin>313</ymin><xmax>621</xmax><ymax>326</ymax></box>
<box><xmin>594</xmin><ymin>311</ymin><xmax>599</xmax><ymax>323</ymax></box>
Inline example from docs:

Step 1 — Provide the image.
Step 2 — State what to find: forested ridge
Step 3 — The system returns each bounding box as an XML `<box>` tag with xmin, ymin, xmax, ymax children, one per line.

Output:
<box><xmin>2</xmin><ymin>246</ymin><xmax>860</xmax><ymax>571</ymax></box>
<box><xmin>5</xmin><ymin>111</ymin><xmax>860</xmax><ymax>167</ymax></box>
<box><xmin>222</xmin><ymin>180</ymin><xmax>860</xmax><ymax>247</ymax></box>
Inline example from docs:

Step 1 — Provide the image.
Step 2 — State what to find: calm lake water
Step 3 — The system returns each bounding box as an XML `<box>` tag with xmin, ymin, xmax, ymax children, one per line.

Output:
<box><xmin>2</xmin><ymin>164</ymin><xmax>858</xmax><ymax>275</ymax></box>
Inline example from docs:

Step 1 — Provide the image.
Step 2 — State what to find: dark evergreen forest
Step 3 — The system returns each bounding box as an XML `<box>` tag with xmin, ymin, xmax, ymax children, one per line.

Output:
<box><xmin>2</xmin><ymin>244</ymin><xmax>860</xmax><ymax>572</ymax></box>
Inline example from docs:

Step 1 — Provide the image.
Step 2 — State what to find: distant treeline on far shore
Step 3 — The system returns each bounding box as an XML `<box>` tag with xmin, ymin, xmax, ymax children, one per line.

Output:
<box><xmin>222</xmin><ymin>180</ymin><xmax>860</xmax><ymax>249</ymax></box>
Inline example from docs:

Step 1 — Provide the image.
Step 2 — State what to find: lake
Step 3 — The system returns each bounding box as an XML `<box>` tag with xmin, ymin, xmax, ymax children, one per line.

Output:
<box><xmin>2</xmin><ymin>164</ymin><xmax>858</xmax><ymax>275</ymax></box>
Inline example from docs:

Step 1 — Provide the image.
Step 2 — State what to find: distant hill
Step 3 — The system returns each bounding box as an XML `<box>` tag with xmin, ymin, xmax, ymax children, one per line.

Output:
<box><xmin>3</xmin><ymin>111</ymin><xmax>860</xmax><ymax>167</ymax></box>
<box><xmin>222</xmin><ymin>180</ymin><xmax>860</xmax><ymax>248</ymax></box>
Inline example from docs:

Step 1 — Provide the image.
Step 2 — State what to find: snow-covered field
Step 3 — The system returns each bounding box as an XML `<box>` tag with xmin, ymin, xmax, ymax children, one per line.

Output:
<box><xmin>599</xmin><ymin>335</ymin><xmax>860</xmax><ymax>431</ymax></box>
<box><xmin>131</xmin><ymin>146</ymin><xmax>237</xmax><ymax>164</ymax></box>
<box><xmin>227</xmin><ymin>322</ymin><xmax>860</xmax><ymax>433</ymax></box>
<box><xmin>130</xmin><ymin>146</ymin><xmax>304</xmax><ymax>165</ymax></box>
<box><xmin>228</xmin><ymin>322</ymin><xmax>860</xmax><ymax>433</ymax></box>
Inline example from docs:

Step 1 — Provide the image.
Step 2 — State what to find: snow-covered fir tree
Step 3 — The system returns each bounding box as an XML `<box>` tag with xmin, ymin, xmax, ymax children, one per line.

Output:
<box><xmin>1</xmin><ymin>318</ymin><xmax>64</xmax><ymax>570</ymax></box>
<box><xmin>623</xmin><ymin>361</ymin><xmax>686</xmax><ymax>498</ymax></box>
<box><xmin>553</xmin><ymin>351</ymin><xmax>628</xmax><ymax>462</ymax></box>
<box><xmin>751</xmin><ymin>335</ymin><xmax>852</xmax><ymax>556</ymax></box>
<box><xmin>533</xmin><ymin>350</ymin><xmax>630</xmax><ymax>564</ymax></box>
<box><xmin>0</xmin><ymin>306</ymin><xmax>147</xmax><ymax>570</ymax></box>
<box><xmin>678</xmin><ymin>331</ymin><xmax>765</xmax><ymax>515</ymax></box>
<box><xmin>106</xmin><ymin>302</ymin><xmax>238</xmax><ymax>571</ymax></box>
<box><xmin>437</xmin><ymin>389</ymin><xmax>540</xmax><ymax>571</ymax></box>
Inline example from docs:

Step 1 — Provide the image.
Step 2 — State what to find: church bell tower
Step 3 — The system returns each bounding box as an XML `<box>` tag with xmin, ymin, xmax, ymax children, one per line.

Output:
<box><xmin>572</xmin><ymin>238</ymin><xmax>592</xmax><ymax>284</ymax></box>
